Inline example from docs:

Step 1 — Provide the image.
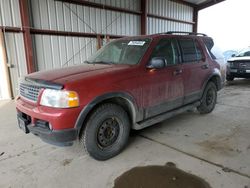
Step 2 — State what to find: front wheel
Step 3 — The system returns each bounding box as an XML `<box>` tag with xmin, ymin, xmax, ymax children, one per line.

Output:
<box><xmin>81</xmin><ymin>103</ymin><xmax>130</xmax><ymax>160</ymax></box>
<box><xmin>197</xmin><ymin>82</ymin><xmax>217</xmax><ymax>114</ymax></box>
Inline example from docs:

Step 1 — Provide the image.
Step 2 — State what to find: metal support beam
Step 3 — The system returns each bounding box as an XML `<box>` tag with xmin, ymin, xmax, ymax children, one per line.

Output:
<box><xmin>197</xmin><ymin>0</ymin><xmax>225</xmax><ymax>10</ymax></box>
<box><xmin>148</xmin><ymin>13</ymin><xmax>195</xmax><ymax>25</ymax></box>
<box><xmin>0</xmin><ymin>26</ymin><xmax>23</xmax><ymax>33</ymax></box>
<box><xmin>0</xmin><ymin>30</ymin><xmax>13</xmax><ymax>99</ymax></box>
<box><xmin>192</xmin><ymin>7</ymin><xmax>198</xmax><ymax>32</ymax></box>
<box><xmin>19</xmin><ymin>0</ymin><xmax>35</xmax><ymax>74</ymax></box>
<box><xmin>30</xmin><ymin>29</ymin><xmax>125</xmax><ymax>39</ymax></box>
<box><xmin>97</xmin><ymin>35</ymin><xmax>102</xmax><ymax>50</ymax></box>
<box><xmin>141</xmin><ymin>0</ymin><xmax>147</xmax><ymax>35</ymax></box>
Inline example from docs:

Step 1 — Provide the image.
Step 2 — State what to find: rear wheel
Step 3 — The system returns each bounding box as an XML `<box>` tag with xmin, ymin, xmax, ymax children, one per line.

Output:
<box><xmin>197</xmin><ymin>82</ymin><xmax>217</xmax><ymax>114</ymax></box>
<box><xmin>226</xmin><ymin>75</ymin><xmax>234</xmax><ymax>81</ymax></box>
<box><xmin>81</xmin><ymin>103</ymin><xmax>130</xmax><ymax>160</ymax></box>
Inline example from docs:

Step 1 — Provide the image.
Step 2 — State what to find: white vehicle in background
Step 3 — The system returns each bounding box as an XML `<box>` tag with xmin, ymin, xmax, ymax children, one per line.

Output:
<box><xmin>227</xmin><ymin>47</ymin><xmax>250</xmax><ymax>81</ymax></box>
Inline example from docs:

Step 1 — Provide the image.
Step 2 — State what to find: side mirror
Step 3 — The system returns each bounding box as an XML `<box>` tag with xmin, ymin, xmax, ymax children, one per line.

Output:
<box><xmin>147</xmin><ymin>57</ymin><xmax>166</xmax><ymax>69</ymax></box>
<box><xmin>231</xmin><ymin>54</ymin><xmax>236</xmax><ymax>57</ymax></box>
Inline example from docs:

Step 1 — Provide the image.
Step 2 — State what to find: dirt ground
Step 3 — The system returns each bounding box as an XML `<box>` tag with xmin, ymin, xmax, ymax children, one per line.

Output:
<box><xmin>0</xmin><ymin>79</ymin><xmax>250</xmax><ymax>188</ymax></box>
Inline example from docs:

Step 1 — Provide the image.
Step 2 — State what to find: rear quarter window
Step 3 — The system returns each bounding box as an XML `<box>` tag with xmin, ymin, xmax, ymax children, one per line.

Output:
<box><xmin>178</xmin><ymin>38</ymin><xmax>203</xmax><ymax>62</ymax></box>
<box><xmin>203</xmin><ymin>38</ymin><xmax>224</xmax><ymax>60</ymax></box>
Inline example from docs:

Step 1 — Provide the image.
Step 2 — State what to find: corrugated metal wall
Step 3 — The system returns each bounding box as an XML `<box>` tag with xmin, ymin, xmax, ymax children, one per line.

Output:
<box><xmin>0</xmin><ymin>0</ymin><xmax>22</xmax><ymax>27</ymax></box>
<box><xmin>0</xmin><ymin>0</ymin><xmax>195</xmax><ymax>99</ymax></box>
<box><xmin>31</xmin><ymin>0</ymin><xmax>141</xmax><ymax>70</ymax></box>
<box><xmin>34</xmin><ymin>35</ymin><xmax>97</xmax><ymax>70</ymax></box>
<box><xmin>147</xmin><ymin>0</ymin><xmax>193</xmax><ymax>34</ymax></box>
<box><xmin>0</xmin><ymin>0</ymin><xmax>27</xmax><ymax>98</ymax></box>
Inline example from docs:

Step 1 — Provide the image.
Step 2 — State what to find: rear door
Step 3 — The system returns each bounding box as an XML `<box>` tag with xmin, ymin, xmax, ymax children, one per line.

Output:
<box><xmin>142</xmin><ymin>38</ymin><xmax>184</xmax><ymax>119</ymax></box>
<box><xmin>178</xmin><ymin>37</ymin><xmax>211</xmax><ymax>104</ymax></box>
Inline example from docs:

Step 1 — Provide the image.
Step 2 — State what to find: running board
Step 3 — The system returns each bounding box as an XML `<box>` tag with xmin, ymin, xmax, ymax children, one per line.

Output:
<box><xmin>133</xmin><ymin>101</ymin><xmax>200</xmax><ymax>130</ymax></box>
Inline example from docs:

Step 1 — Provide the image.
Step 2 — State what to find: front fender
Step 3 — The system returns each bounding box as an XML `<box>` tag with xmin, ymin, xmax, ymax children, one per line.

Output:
<box><xmin>74</xmin><ymin>92</ymin><xmax>140</xmax><ymax>135</ymax></box>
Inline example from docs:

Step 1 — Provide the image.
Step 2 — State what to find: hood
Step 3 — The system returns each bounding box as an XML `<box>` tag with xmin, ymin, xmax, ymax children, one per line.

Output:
<box><xmin>228</xmin><ymin>56</ymin><xmax>250</xmax><ymax>62</ymax></box>
<box><xmin>26</xmin><ymin>64</ymin><xmax>127</xmax><ymax>83</ymax></box>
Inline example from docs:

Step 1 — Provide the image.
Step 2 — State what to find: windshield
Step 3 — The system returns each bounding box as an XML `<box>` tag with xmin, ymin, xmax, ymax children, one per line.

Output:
<box><xmin>87</xmin><ymin>38</ymin><xmax>151</xmax><ymax>65</ymax></box>
<box><xmin>236</xmin><ymin>48</ymin><xmax>250</xmax><ymax>57</ymax></box>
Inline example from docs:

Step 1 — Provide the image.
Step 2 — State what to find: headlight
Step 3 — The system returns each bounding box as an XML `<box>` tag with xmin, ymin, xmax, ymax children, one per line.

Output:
<box><xmin>227</xmin><ymin>62</ymin><xmax>233</xmax><ymax>68</ymax></box>
<box><xmin>40</xmin><ymin>89</ymin><xmax>79</xmax><ymax>108</ymax></box>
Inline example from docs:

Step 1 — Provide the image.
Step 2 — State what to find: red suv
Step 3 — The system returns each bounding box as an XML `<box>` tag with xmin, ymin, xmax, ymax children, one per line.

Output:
<box><xmin>16</xmin><ymin>32</ymin><xmax>225</xmax><ymax>160</ymax></box>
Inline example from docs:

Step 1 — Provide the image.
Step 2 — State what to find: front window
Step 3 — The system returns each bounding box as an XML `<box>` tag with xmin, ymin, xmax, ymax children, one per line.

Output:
<box><xmin>151</xmin><ymin>38</ymin><xmax>179</xmax><ymax>65</ymax></box>
<box><xmin>236</xmin><ymin>48</ymin><xmax>250</xmax><ymax>57</ymax></box>
<box><xmin>87</xmin><ymin>38</ymin><xmax>151</xmax><ymax>65</ymax></box>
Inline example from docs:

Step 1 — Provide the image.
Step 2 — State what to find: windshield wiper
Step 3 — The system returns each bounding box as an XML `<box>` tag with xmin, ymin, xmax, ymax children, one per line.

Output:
<box><xmin>84</xmin><ymin>60</ymin><xmax>92</xmax><ymax>64</ymax></box>
<box><xmin>92</xmin><ymin>61</ymin><xmax>114</xmax><ymax>65</ymax></box>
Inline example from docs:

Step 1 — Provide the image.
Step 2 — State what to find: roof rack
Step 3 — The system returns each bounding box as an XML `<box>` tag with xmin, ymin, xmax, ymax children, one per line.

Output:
<box><xmin>165</xmin><ymin>31</ymin><xmax>207</xmax><ymax>37</ymax></box>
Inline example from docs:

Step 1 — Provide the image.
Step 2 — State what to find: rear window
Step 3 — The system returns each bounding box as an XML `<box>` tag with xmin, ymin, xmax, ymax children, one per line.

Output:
<box><xmin>203</xmin><ymin>38</ymin><xmax>224</xmax><ymax>60</ymax></box>
<box><xmin>178</xmin><ymin>38</ymin><xmax>203</xmax><ymax>62</ymax></box>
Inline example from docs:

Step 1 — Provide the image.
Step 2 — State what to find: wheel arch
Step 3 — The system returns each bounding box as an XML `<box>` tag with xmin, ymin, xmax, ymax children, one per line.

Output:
<box><xmin>75</xmin><ymin>92</ymin><xmax>139</xmax><ymax>137</ymax></box>
<box><xmin>203</xmin><ymin>69</ymin><xmax>222</xmax><ymax>91</ymax></box>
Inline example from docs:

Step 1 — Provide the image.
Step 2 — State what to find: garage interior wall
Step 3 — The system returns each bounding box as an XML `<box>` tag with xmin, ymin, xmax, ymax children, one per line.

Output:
<box><xmin>0</xmin><ymin>0</ymin><xmax>195</xmax><ymax>99</ymax></box>
<box><xmin>147</xmin><ymin>0</ymin><xmax>193</xmax><ymax>34</ymax></box>
<box><xmin>31</xmin><ymin>0</ymin><xmax>141</xmax><ymax>71</ymax></box>
<box><xmin>0</xmin><ymin>0</ymin><xmax>27</xmax><ymax>99</ymax></box>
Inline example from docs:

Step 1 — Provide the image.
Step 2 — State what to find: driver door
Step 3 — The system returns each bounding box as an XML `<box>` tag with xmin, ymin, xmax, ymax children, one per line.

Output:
<box><xmin>142</xmin><ymin>38</ymin><xmax>184</xmax><ymax>119</ymax></box>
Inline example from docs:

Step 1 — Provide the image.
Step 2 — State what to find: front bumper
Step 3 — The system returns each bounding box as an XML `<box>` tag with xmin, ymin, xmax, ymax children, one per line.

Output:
<box><xmin>227</xmin><ymin>68</ymin><xmax>250</xmax><ymax>78</ymax></box>
<box><xmin>16</xmin><ymin>97</ymin><xmax>81</xmax><ymax>146</ymax></box>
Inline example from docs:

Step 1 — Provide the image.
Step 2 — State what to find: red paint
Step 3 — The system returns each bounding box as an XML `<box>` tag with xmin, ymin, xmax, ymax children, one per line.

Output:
<box><xmin>16</xmin><ymin>33</ymin><xmax>222</xmax><ymax>132</ymax></box>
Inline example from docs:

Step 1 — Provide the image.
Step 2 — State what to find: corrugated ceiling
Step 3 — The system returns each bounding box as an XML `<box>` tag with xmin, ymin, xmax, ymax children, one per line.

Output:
<box><xmin>183</xmin><ymin>0</ymin><xmax>208</xmax><ymax>5</ymax></box>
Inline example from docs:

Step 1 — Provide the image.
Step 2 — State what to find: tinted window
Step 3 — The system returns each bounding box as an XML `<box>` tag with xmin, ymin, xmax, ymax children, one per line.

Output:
<box><xmin>179</xmin><ymin>38</ymin><xmax>202</xmax><ymax>62</ymax></box>
<box><xmin>151</xmin><ymin>39</ymin><xmax>179</xmax><ymax>65</ymax></box>
<box><xmin>203</xmin><ymin>38</ymin><xmax>224</xmax><ymax>60</ymax></box>
<box><xmin>195</xmin><ymin>40</ymin><xmax>203</xmax><ymax>60</ymax></box>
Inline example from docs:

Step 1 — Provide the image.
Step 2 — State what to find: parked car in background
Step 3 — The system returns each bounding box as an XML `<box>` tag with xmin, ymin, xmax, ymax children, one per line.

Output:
<box><xmin>227</xmin><ymin>47</ymin><xmax>250</xmax><ymax>81</ymax></box>
<box><xmin>223</xmin><ymin>50</ymin><xmax>238</xmax><ymax>61</ymax></box>
<box><xmin>16</xmin><ymin>32</ymin><xmax>225</xmax><ymax>160</ymax></box>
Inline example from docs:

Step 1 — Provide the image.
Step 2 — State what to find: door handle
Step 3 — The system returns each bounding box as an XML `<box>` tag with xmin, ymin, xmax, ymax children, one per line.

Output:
<box><xmin>173</xmin><ymin>69</ymin><xmax>182</xmax><ymax>76</ymax></box>
<box><xmin>201</xmin><ymin>64</ymin><xmax>209</xmax><ymax>69</ymax></box>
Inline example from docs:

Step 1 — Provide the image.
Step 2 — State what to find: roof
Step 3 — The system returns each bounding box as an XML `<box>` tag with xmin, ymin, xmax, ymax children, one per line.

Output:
<box><xmin>180</xmin><ymin>0</ymin><xmax>226</xmax><ymax>10</ymax></box>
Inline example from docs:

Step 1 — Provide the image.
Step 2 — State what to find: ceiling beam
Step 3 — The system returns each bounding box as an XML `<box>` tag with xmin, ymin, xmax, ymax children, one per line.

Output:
<box><xmin>197</xmin><ymin>0</ymin><xmax>225</xmax><ymax>10</ymax></box>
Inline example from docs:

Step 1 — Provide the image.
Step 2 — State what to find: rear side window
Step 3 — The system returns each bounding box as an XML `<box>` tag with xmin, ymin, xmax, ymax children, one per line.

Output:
<box><xmin>203</xmin><ymin>38</ymin><xmax>224</xmax><ymax>60</ymax></box>
<box><xmin>178</xmin><ymin>38</ymin><xmax>203</xmax><ymax>62</ymax></box>
<box><xmin>151</xmin><ymin>38</ymin><xmax>179</xmax><ymax>65</ymax></box>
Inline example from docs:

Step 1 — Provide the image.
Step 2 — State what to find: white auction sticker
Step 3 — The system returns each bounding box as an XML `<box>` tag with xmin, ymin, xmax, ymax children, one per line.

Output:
<box><xmin>128</xmin><ymin>41</ymin><xmax>146</xmax><ymax>46</ymax></box>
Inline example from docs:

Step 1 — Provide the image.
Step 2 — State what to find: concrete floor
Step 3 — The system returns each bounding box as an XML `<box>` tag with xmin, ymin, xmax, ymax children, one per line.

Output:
<box><xmin>0</xmin><ymin>79</ymin><xmax>250</xmax><ymax>188</ymax></box>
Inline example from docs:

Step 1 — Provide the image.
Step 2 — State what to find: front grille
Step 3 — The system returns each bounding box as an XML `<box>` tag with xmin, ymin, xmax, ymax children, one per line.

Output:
<box><xmin>19</xmin><ymin>83</ymin><xmax>41</xmax><ymax>102</ymax></box>
<box><xmin>238</xmin><ymin>62</ymin><xmax>250</xmax><ymax>69</ymax></box>
<box><xmin>231</xmin><ymin>61</ymin><xmax>250</xmax><ymax>69</ymax></box>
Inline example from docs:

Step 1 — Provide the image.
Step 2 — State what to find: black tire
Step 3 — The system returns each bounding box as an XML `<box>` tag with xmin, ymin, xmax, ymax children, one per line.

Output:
<box><xmin>197</xmin><ymin>82</ymin><xmax>217</xmax><ymax>114</ymax></box>
<box><xmin>226</xmin><ymin>75</ymin><xmax>234</xmax><ymax>81</ymax></box>
<box><xmin>81</xmin><ymin>103</ymin><xmax>130</xmax><ymax>160</ymax></box>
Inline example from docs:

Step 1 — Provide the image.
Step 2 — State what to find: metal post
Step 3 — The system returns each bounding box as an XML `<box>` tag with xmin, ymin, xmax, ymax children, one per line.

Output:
<box><xmin>141</xmin><ymin>0</ymin><xmax>147</xmax><ymax>35</ymax></box>
<box><xmin>19</xmin><ymin>0</ymin><xmax>35</xmax><ymax>73</ymax></box>
<box><xmin>0</xmin><ymin>30</ymin><xmax>12</xmax><ymax>99</ymax></box>
<box><xmin>97</xmin><ymin>35</ymin><xmax>102</xmax><ymax>49</ymax></box>
<box><xmin>193</xmin><ymin>7</ymin><xmax>198</xmax><ymax>33</ymax></box>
